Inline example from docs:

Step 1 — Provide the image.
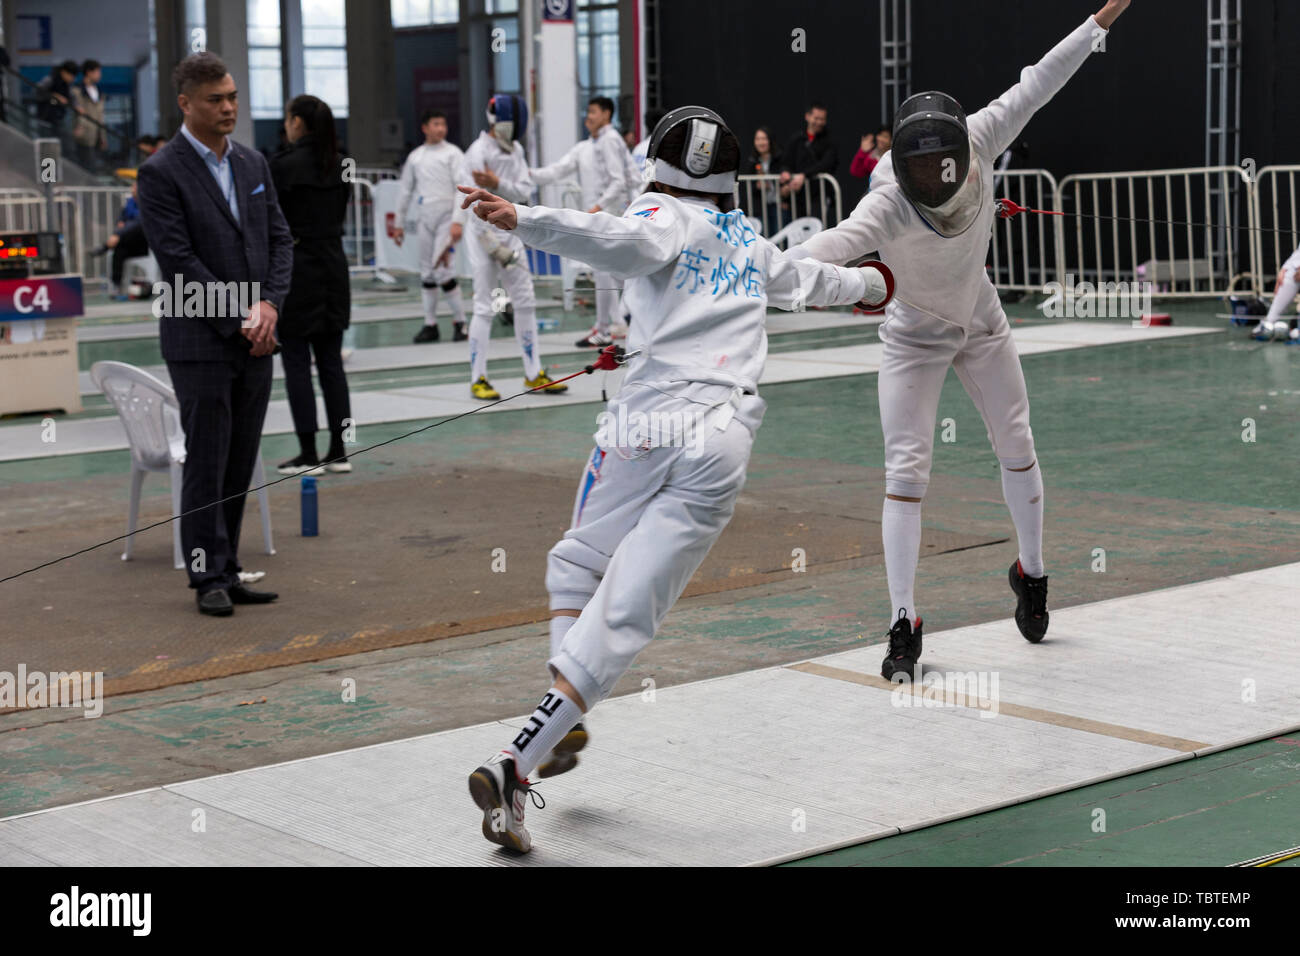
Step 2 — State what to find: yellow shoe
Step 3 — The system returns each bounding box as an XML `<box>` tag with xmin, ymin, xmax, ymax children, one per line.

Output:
<box><xmin>471</xmin><ymin>376</ymin><xmax>500</xmax><ymax>400</ymax></box>
<box><xmin>525</xmin><ymin>371</ymin><xmax>568</xmax><ymax>394</ymax></box>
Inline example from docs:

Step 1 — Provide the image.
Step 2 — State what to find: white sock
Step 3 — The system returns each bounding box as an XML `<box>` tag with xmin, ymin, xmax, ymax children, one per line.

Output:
<box><xmin>513</xmin><ymin>304</ymin><xmax>542</xmax><ymax>379</ymax></box>
<box><xmin>420</xmin><ymin>287</ymin><xmax>439</xmax><ymax>327</ymax></box>
<box><xmin>446</xmin><ymin>285</ymin><xmax>467</xmax><ymax>327</ymax></box>
<box><xmin>882</xmin><ymin>497</ymin><xmax>922</xmax><ymax>625</ymax></box>
<box><xmin>1001</xmin><ymin>461</ymin><xmax>1045</xmax><ymax>577</ymax></box>
<box><xmin>468</xmin><ymin>313</ymin><xmax>492</xmax><ymax>381</ymax></box>
<box><xmin>550</xmin><ymin>614</ymin><xmax>577</xmax><ymax>659</ymax></box>
<box><xmin>594</xmin><ymin>284</ymin><xmax>618</xmax><ymax>335</ymax></box>
<box><xmin>507</xmin><ymin>687</ymin><xmax>583</xmax><ymax>778</ymax></box>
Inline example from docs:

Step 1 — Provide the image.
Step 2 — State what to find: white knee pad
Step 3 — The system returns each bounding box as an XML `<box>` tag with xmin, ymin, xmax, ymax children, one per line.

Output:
<box><xmin>885</xmin><ymin>477</ymin><xmax>929</xmax><ymax>499</ymax></box>
<box><xmin>546</xmin><ymin>542</ymin><xmax>600</xmax><ymax>611</ymax></box>
<box><xmin>998</xmin><ymin>452</ymin><xmax>1037</xmax><ymax>471</ymax></box>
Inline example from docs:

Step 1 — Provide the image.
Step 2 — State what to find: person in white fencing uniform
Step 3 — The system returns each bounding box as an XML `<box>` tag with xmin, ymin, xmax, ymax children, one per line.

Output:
<box><xmin>787</xmin><ymin>0</ymin><xmax>1131</xmax><ymax>680</ymax></box>
<box><xmin>393</xmin><ymin>109</ymin><xmax>469</xmax><ymax>344</ymax></box>
<box><xmin>1252</xmin><ymin>243</ymin><xmax>1300</xmax><ymax>343</ymax></box>
<box><xmin>531</xmin><ymin>96</ymin><xmax>641</xmax><ymax>348</ymax></box>
<box><xmin>453</xmin><ymin>94</ymin><xmax>567</xmax><ymax>399</ymax></box>
<box><xmin>460</xmin><ymin>107</ymin><xmax>894</xmax><ymax>853</ymax></box>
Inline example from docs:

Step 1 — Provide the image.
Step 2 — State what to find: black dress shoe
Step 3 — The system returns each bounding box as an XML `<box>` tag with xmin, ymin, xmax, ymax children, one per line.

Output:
<box><xmin>197</xmin><ymin>589</ymin><xmax>234</xmax><ymax>616</ymax></box>
<box><xmin>228</xmin><ymin>583</ymin><xmax>278</xmax><ymax>605</ymax></box>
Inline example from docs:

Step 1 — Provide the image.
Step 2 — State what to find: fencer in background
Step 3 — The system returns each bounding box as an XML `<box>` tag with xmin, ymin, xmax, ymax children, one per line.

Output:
<box><xmin>1253</xmin><ymin>244</ymin><xmax>1300</xmax><ymax>343</ymax></box>
<box><xmin>459</xmin><ymin>106</ymin><xmax>894</xmax><ymax>853</ymax></box>
<box><xmin>531</xmin><ymin>96</ymin><xmax>640</xmax><ymax>348</ymax></box>
<box><xmin>394</xmin><ymin>109</ymin><xmax>468</xmax><ymax>343</ymax></box>
<box><xmin>454</xmin><ymin>94</ymin><xmax>568</xmax><ymax>399</ymax></box>
<box><xmin>787</xmin><ymin>0</ymin><xmax>1131</xmax><ymax>680</ymax></box>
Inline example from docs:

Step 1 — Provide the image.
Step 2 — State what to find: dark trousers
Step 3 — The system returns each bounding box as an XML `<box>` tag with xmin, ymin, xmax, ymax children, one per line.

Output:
<box><xmin>279</xmin><ymin>329</ymin><xmax>352</xmax><ymax>451</ymax></box>
<box><xmin>167</xmin><ymin>353</ymin><xmax>273</xmax><ymax>593</ymax></box>
<box><xmin>110</xmin><ymin>223</ymin><xmax>149</xmax><ymax>286</ymax></box>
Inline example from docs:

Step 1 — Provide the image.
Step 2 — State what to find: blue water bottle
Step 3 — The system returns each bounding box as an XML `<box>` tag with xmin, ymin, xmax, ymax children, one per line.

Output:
<box><xmin>301</xmin><ymin>475</ymin><xmax>318</xmax><ymax>536</ymax></box>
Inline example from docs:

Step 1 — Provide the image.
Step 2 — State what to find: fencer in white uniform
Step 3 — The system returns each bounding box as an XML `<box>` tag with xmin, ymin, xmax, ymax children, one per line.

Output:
<box><xmin>394</xmin><ymin>110</ymin><xmax>468</xmax><ymax>343</ymax></box>
<box><xmin>787</xmin><ymin>1</ymin><xmax>1131</xmax><ymax>679</ymax></box>
<box><xmin>1253</xmin><ymin>244</ymin><xmax>1300</xmax><ymax>342</ymax></box>
<box><xmin>531</xmin><ymin>96</ymin><xmax>641</xmax><ymax>348</ymax></box>
<box><xmin>462</xmin><ymin>107</ymin><xmax>894</xmax><ymax>853</ymax></box>
<box><xmin>453</xmin><ymin>95</ymin><xmax>567</xmax><ymax>399</ymax></box>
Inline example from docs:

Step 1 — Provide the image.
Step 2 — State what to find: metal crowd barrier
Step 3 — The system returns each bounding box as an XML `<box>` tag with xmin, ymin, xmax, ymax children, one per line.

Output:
<box><xmin>735</xmin><ymin>172</ymin><xmax>842</xmax><ymax>237</ymax></box>
<box><xmin>53</xmin><ymin>185</ymin><xmax>132</xmax><ymax>287</ymax></box>
<box><xmin>27</xmin><ymin>164</ymin><xmax>1285</xmax><ymax>303</ymax></box>
<box><xmin>1250</xmin><ymin>165</ymin><xmax>1300</xmax><ymax>297</ymax></box>
<box><xmin>987</xmin><ymin>169</ymin><xmax>1060</xmax><ymax>292</ymax></box>
<box><xmin>1054</xmin><ymin>165</ymin><xmax>1253</xmax><ymax>299</ymax></box>
<box><xmin>344</xmin><ymin>176</ymin><xmax>377</xmax><ymax>274</ymax></box>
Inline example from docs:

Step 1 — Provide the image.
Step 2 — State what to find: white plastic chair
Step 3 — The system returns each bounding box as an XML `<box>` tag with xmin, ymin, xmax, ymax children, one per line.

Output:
<box><xmin>89</xmin><ymin>361</ymin><xmax>274</xmax><ymax>571</ymax></box>
<box><xmin>121</xmin><ymin>253</ymin><xmax>161</xmax><ymax>294</ymax></box>
<box><xmin>767</xmin><ymin>216</ymin><xmax>824</xmax><ymax>251</ymax></box>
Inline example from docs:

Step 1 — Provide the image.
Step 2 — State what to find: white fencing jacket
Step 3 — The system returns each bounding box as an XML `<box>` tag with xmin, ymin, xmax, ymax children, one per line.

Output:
<box><xmin>509</xmin><ymin>192</ymin><xmax>881</xmax><ymax>441</ymax></box>
<box><xmin>532</xmin><ymin>123</ymin><xmax>639</xmax><ymax>212</ymax></box>
<box><xmin>395</xmin><ymin>140</ymin><xmax>465</xmax><ymax>219</ymax></box>
<box><xmin>789</xmin><ymin>15</ymin><xmax>1105</xmax><ymax>329</ymax></box>
<box><xmin>453</xmin><ymin>131</ymin><xmax>534</xmax><ymax>237</ymax></box>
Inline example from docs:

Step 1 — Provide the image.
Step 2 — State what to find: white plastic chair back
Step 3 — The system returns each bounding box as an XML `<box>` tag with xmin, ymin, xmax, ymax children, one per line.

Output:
<box><xmin>767</xmin><ymin>216</ymin><xmax>824</xmax><ymax>251</ymax></box>
<box><xmin>89</xmin><ymin>361</ymin><xmax>186</xmax><ymax>471</ymax></box>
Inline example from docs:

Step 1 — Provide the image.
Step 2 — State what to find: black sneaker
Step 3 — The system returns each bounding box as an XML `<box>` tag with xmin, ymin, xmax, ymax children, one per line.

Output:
<box><xmin>468</xmin><ymin>753</ymin><xmax>542</xmax><ymax>853</ymax></box>
<box><xmin>277</xmin><ymin>454</ymin><xmax>324</xmax><ymax>476</ymax></box>
<box><xmin>1009</xmin><ymin>560</ymin><xmax>1049</xmax><ymax>643</ymax></box>
<box><xmin>537</xmin><ymin>721</ymin><xmax>588</xmax><ymax>778</ymax></box>
<box><xmin>880</xmin><ymin>609</ymin><xmax>922</xmax><ymax>681</ymax></box>
<box><xmin>452</xmin><ymin>323</ymin><xmax>469</xmax><ymax>342</ymax></box>
<box><xmin>413</xmin><ymin>324</ymin><xmax>440</xmax><ymax>343</ymax></box>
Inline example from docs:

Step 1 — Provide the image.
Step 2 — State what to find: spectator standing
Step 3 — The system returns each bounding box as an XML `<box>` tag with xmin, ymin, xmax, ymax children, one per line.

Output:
<box><xmin>270</xmin><ymin>94</ymin><xmax>355</xmax><ymax>476</ymax></box>
<box><xmin>136</xmin><ymin>51</ymin><xmax>292</xmax><ymax>617</ymax></box>
<box><xmin>35</xmin><ymin>61</ymin><xmax>78</xmax><ymax>154</ymax></box>
<box><xmin>779</xmin><ymin>102</ymin><xmax>837</xmax><ymax>221</ymax></box>
<box><xmin>71</xmin><ymin>59</ymin><xmax>108</xmax><ymax>171</ymax></box>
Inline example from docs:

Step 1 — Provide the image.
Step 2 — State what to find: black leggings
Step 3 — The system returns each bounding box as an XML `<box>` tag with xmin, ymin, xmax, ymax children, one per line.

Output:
<box><xmin>110</xmin><ymin>222</ymin><xmax>149</xmax><ymax>285</ymax></box>
<box><xmin>279</xmin><ymin>329</ymin><xmax>353</xmax><ymax>450</ymax></box>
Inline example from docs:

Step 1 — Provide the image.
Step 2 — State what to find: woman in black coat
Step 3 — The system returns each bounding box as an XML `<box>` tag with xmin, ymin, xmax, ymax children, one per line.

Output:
<box><xmin>270</xmin><ymin>94</ymin><xmax>355</xmax><ymax>474</ymax></box>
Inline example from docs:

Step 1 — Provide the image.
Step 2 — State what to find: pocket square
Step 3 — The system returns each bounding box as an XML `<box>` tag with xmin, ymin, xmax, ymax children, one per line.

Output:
<box><xmin>250</xmin><ymin>183</ymin><xmax>265</xmax><ymax>195</ymax></box>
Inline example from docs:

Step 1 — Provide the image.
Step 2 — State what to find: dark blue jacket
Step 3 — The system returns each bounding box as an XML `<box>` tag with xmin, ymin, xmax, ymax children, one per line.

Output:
<box><xmin>137</xmin><ymin>128</ymin><xmax>294</xmax><ymax>362</ymax></box>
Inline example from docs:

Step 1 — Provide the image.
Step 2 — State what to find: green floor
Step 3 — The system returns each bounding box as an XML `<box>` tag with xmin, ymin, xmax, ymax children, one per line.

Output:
<box><xmin>782</xmin><ymin>737</ymin><xmax>1300</xmax><ymax>867</ymax></box>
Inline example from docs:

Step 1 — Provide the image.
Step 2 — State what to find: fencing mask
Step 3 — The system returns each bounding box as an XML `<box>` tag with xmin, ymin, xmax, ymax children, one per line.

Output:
<box><xmin>892</xmin><ymin>91</ymin><xmax>981</xmax><ymax>236</ymax></box>
<box><xmin>487</xmin><ymin>94</ymin><xmax>527</xmax><ymax>150</ymax></box>
<box><xmin>893</xmin><ymin>91</ymin><xmax>970</xmax><ymax>207</ymax></box>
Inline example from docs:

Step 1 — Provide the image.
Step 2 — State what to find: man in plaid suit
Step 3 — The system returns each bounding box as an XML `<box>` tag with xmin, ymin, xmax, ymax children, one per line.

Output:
<box><xmin>137</xmin><ymin>52</ymin><xmax>294</xmax><ymax>616</ymax></box>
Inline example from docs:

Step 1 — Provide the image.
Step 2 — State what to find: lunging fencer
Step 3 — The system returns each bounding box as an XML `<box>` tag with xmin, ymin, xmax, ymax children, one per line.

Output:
<box><xmin>787</xmin><ymin>0</ymin><xmax>1131</xmax><ymax>679</ymax></box>
<box><xmin>459</xmin><ymin>107</ymin><xmax>895</xmax><ymax>853</ymax></box>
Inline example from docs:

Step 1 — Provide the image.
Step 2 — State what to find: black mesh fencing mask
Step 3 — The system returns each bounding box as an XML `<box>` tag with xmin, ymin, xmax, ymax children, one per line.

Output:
<box><xmin>892</xmin><ymin>91</ymin><xmax>970</xmax><ymax>209</ymax></box>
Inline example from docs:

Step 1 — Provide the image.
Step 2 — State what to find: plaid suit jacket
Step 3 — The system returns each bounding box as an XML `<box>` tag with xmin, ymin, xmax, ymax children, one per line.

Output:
<box><xmin>137</xmin><ymin>129</ymin><xmax>294</xmax><ymax>362</ymax></box>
